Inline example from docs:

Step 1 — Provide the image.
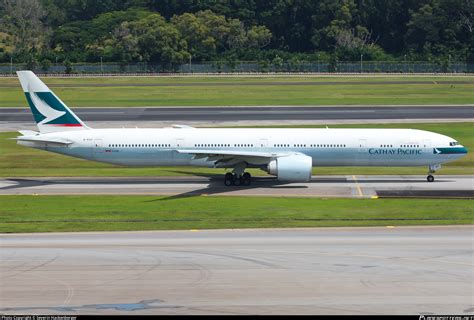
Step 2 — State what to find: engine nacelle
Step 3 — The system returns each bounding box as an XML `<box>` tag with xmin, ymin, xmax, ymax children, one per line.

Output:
<box><xmin>267</xmin><ymin>154</ymin><xmax>312</xmax><ymax>182</ymax></box>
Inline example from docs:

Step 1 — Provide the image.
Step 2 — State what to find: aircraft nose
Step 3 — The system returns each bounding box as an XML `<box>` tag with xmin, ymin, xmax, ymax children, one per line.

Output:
<box><xmin>453</xmin><ymin>146</ymin><xmax>468</xmax><ymax>156</ymax></box>
<box><xmin>434</xmin><ymin>146</ymin><xmax>468</xmax><ymax>155</ymax></box>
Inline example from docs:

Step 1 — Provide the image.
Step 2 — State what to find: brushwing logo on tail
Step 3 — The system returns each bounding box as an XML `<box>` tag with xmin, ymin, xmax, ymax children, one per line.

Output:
<box><xmin>28</xmin><ymin>85</ymin><xmax>66</xmax><ymax>125</ymax></box>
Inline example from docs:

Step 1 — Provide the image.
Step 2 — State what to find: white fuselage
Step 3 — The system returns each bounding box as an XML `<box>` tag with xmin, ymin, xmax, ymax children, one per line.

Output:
<box><xmin>19</xmin><ymin>127</ymin><xmax>466</xmax><ymax>169</ymax></box>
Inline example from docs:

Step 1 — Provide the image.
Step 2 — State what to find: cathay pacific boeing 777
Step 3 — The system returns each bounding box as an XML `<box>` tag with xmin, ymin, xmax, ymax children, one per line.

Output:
<box><xmin>14</xmin><ymin>71</ymin><xmax>468</xmax><ymax>186</ymax></box>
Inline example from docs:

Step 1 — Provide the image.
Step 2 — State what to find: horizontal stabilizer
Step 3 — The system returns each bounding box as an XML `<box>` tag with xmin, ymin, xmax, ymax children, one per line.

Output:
<box><xmin>18</xmin><ymin>130</ymin><xmax>39</xmax><ymax>136</ymax></box>
<box><xmin>172</xmin><ymin>124</ymin><xmax>195</xmax><ymax>129</ymax></box>
<box><xmin>13</xmin><ymin>136</ymin><xmax>73</xmax><ymax>145</ymax></box>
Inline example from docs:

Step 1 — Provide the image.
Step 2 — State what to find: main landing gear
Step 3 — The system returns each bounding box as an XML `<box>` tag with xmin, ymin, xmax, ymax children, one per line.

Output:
<box><xmin>224</xmin><ymin>172</ymin><xmax>251</xmax><ymax>186</ymax></box>
<box><xmin>224</xmin><ymin>162</ymin><xmax>251</xmax><ymax>186</ymax></box>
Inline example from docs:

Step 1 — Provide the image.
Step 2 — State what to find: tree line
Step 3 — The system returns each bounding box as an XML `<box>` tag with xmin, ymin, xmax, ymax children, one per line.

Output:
<box><xmin>0</xmin><ymin>0</ymin><xmax>472</xmax><ymax>71</ymax></box>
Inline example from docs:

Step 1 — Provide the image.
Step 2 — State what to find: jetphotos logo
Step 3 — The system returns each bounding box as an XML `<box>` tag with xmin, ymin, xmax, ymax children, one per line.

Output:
<box><xmin>419</xmin><ymin>315</ymin><xmax>471</xmax><ymax>320</ymax></box>
<box><xmin>26</xmin><ymin>86</ymin><xmax>82</xmax><ymax>127</ymax></box>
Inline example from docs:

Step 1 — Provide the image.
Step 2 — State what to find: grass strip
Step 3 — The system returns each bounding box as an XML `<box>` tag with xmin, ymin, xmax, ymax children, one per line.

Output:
<box><xmin>1</xmin><ymin>76</ymin><xmax>473</xmax><ymax>107</ymax></box>
<box><xmin>0</xmin><ymin>196</ymin><xmax>472</xmax><ymax>233</ymax></box>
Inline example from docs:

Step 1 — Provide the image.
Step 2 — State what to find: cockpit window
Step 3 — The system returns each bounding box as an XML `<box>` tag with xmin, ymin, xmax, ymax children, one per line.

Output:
<box><xmin>449</xmin><ymin>141</ymin><xmax>460</xmax><ymax>146</ymax></box>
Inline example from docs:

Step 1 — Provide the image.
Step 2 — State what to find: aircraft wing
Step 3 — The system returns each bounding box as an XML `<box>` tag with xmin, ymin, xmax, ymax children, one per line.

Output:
<box><xmin>177</xmin><ymin>149</ymin><xmax>291</xmax><ymax>166</ymax></box>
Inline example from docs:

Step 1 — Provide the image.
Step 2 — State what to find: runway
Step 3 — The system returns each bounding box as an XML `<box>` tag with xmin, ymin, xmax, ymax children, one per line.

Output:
<box><xmin>1</xmin><ymin>105</ymin><xmax>473</xmax><ymax>122</ymax></box>
<box><xmin>1</xmin><ymin>175</ymin><xmax>472</xmax><ymax>198</ymax></box>
<box><xmin>0</xmin><ymin>226</ymin><xmax>472</xmax><ymax>315</ymax></box>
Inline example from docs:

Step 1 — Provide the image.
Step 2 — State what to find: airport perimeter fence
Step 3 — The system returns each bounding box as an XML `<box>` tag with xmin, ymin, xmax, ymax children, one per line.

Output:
<box><xmin>0</xmin><ymin>61</ymin><xmax>472</xmax><ymax>75</ymax></box>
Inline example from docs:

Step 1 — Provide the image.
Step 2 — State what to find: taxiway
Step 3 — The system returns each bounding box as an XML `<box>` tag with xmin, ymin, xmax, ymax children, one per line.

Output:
<box><xmin>0</xmin><ymin>175</ymin><xmax>472</xmax><ymax>198</ymax></box>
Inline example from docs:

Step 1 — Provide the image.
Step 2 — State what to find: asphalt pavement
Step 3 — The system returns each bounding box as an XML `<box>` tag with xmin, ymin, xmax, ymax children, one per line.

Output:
<box><xmin>1</xmin><ymin>175</ymin><xmax>472</xmax><ymax>198</ymax></box>
<box><xmin>1</xmin><ymin>105</ymin><xmax>473</xmax><ymax>123</ymax></box>
<box><xmin>1</xmin><ymin>226</ymin><xmax>472</xmax><ymax>315</ymax></box>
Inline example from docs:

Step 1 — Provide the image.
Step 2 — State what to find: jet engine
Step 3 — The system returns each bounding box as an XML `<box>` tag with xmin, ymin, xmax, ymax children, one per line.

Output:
<box><xmin>267</xmin><ymin>154</ymin><xmax>312</xmax><ymax>182</ymax></box>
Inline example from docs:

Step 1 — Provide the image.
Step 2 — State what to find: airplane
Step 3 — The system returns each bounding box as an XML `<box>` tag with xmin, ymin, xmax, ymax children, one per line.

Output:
<box><xmin>14</xmin><ymin>71</ymin><xmax>468</xmax><ymax>186</ymax></box>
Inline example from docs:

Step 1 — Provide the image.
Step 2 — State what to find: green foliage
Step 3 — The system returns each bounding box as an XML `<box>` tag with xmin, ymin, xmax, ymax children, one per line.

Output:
<box><xmin>0</xmin><ymin>0</ymin><xmax>471</xmax><ymax>64</ymax></box>
<box><xmin>170</xmin><ymin>10</ymin><xmax>271</xmax><ymax>61</ymax></box>
<box><xmin>25</xmin><ymin>55</ymin><xmax>39</xmax><ymax>70</ymax></box>
<box><xmin>50</xmin><ymin>8</ymin><xmax>154</xmax><ymax>62</ymax></box>
<box><xmin>404</xmin><ymin>0</ymin><xmax>473</xmax><ymax>60</ymax></box>
<box><xmin>113</xmin><ymin>13</ymin><xmax>190</xmax><ymax>69</ymax></box>
<box><xmin>1</xmin><ymin>0</ymin><xmax>48</xmax><ymax>60</ymax></box>
<box><xmin>40</xmin><ymin>58</ymin><xmax>51</xmax><ymax>71</ymax></box>
<box><xmin>63</xmin><ymin>59</ymin><xmax>73</xmax><ymax>74</ymax></box>
<box><xmin>171</xmin><ymin>12</ymin><xmax>217</xmax><ymax>61</ymax></box>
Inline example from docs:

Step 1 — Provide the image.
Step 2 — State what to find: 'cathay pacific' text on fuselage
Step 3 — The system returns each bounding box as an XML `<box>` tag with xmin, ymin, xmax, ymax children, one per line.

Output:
<box><xmin>368</xmin><ymin>148</ymin><xmax>422</xmax><ymax>155</ymax></box>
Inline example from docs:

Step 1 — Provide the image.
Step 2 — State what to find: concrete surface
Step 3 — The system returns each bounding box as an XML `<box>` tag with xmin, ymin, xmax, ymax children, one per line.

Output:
<box><xmin>1</xmin><ymin>175</ymin><xmax>472</xmax><ymax>198</ymax></box>
<box><xmin>1</xmin><ymin>226</ymin><xmax>473</xmax><ymax>315</ymax></box>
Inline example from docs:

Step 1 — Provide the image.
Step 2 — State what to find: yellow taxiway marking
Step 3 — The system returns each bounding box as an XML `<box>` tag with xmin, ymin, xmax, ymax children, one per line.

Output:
<box><xmin>386</xmin><ymin>226</ymin><xmax>396</xmax><ymax>228</ymax></box>
<box><xmin>190</xmin><ymin>229</ymin><xmax>199</xmax><ymax>232</ymax></box>
<box><xmin>352</xmin><ymin>175</ymin><xmax>364</xmax><ymax>197</ymax></box>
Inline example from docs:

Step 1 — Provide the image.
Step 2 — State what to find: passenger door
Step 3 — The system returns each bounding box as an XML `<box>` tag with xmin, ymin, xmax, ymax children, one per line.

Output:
<box><xmin>93</xmin><ymin>138</ymin><xmax>105</xmax><ymax>154</ymax></box>
<box><xmin>356</xmin><ymin>138</ymin><xmax>368</xmax><ymax>164</ymax></box>
<box><xmin>176</xmin><ymin>138</ymin><xmax>185</xmax><ymax>148</ymax></box>
<box><xmin>92</xmin><ymin>138</ymin><xmax>106</xmax><ymax>160</ymax></box>
<box><xmin>173</xmin><ymin>138</ymin><xmax>187</xmax><ymax>165</ymax></box>
<box><xmin>423</xmin><ymin>139</ymin><xmax>431</xmax><ymax>154</ymax></box>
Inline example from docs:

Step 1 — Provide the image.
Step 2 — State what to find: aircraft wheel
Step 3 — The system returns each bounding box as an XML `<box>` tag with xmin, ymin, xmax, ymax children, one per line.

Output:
<box><xmin>233</xmin><ymin>175</ymin><xmax>242</xmax><ymax>186</ymax></box>
<box><xmin>224</xmin><ymin>173</ymin><xmax>234</xmax><ymax>186</ymax></box>
<box><xmin>427</xmin><ymin>175</ymin><xmax>435</xmax><ymax>182</ymax></box>
<box><xmin>242</xmin><ymin>172</ymin><xmax>251</xmax><ymax>186</ymax></box>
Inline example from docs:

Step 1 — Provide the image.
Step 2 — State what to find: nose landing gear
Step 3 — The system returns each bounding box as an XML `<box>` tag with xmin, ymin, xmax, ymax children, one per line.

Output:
<box><xmin>427</xmin><ymin>164</ymin><xmax>441</xmax><ymax>182</ymax></box>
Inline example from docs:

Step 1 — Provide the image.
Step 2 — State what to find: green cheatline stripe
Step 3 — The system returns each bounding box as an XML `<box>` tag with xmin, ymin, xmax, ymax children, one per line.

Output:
<box><xmin>435</xmin><ymin>147</ymin><xmax>468</xmax><ymax>154</ymax></box>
